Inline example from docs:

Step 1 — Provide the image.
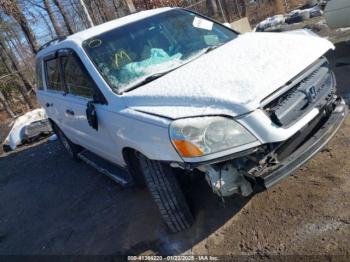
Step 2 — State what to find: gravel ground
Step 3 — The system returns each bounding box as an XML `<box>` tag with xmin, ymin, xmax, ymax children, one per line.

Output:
<box><xmin>0</xmin><ymin>117</ymin><xmax>349</xmax><ymax>257</ymax></box>
<box><xmin>0</xmin><ymin>21</ymin><xmax>349</xmax><ymax>259</ymax></box>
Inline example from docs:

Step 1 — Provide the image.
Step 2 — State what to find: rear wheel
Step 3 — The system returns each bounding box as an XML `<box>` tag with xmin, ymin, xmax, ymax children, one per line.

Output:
<box><xmin>53</xmin><ymin>124</ymin><xmax>81</xmax><ymax>159</ymax></box>
<box><xmin>139</xmin><ymin>155</ymin><xmax>194</xmax><ymax>233</ymax></box>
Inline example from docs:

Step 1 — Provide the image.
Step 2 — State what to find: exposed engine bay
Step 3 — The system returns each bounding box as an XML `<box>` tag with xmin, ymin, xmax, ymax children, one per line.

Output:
<box><xmin>195</xmin><ymin>95</ymin><xmax>340</xmax><ymax>199</ymax></box>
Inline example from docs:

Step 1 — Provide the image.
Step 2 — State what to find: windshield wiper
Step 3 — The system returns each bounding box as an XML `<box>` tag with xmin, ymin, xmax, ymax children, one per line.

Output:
<box><xmin>119</xmin><ymin>71</ymin><xmax>170</xmax><ymax>93</ymax></box>
<box><xmin>203</xmin><ymin>45</ymin><xmax>220</xmax><ymax>54</ymax></box>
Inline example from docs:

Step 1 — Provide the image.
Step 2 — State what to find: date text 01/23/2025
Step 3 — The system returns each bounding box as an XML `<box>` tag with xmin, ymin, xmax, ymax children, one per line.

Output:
<box><xmin>127</xmin><ymin>255</ymin><xmax>220</xmax><ymax>261</ymax></box>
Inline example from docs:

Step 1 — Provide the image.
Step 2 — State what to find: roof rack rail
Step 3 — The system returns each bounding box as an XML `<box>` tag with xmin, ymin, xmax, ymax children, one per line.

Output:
<box><xmin>38</xmin><ymin>36</ymin><xmax>67</xmax><ymax>52</ymax></box>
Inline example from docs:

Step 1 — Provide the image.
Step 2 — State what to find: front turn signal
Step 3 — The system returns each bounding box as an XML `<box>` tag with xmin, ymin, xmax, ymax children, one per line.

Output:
<box><xmin>172</xmin><ymin>140</ymin><xmax>204</xmax><ymax>158</ymax></box>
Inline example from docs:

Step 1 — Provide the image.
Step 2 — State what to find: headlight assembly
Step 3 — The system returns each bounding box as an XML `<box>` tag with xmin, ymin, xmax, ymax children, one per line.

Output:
<box><xmin>169</xmin><ymin>116</ymin><xmax>257</xmax><ymax>158</ymax></box>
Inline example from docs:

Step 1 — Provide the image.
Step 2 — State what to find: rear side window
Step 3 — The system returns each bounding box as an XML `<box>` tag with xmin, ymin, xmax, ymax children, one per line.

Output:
<box><xmin>35</xmin><ymin>58</ymin><xmax>44</xmax><ymax>90</ymax></box>
<box><xmin>45</xmin><ymin>58</ymin><xmax>64</xmax><ymax>92</ymax></box>
<box><xmin>62</xmin><ymin>53</ymin><xmax>95</xmax><ymax>98</ymax></box>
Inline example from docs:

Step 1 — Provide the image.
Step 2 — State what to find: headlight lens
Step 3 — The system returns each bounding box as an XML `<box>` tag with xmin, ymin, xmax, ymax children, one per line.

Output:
<box><xmin>169</xmin><ymin>116</ymin><xmax>257</xmax><ymax>157</ymax></box>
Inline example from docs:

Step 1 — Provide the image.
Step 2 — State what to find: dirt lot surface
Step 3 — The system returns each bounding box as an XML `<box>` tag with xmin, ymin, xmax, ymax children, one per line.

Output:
<box><xmin>0</xmin><ymin>21</ymin><xmax>350</xmax><ymax>260</ymax></box>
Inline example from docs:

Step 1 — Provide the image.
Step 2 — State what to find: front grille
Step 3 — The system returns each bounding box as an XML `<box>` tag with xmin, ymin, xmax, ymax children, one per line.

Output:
<box><xmin>263</xmin><ymin>58</ymin><xmax>336</xmax><ymax>127</ymax></box>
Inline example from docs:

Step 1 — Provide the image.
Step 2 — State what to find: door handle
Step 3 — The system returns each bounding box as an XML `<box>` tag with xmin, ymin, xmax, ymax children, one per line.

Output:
<box><xmin>66</xmin><ymin>109</ymin><xmax>75</xmax><ymax>116</ymax></box>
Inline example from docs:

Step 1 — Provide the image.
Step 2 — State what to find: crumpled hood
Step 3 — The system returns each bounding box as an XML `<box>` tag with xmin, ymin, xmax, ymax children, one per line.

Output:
<box><xmin>122</xmin><ymin>32</ymin><xmax>334</xmax><ymax>119</ymax></box>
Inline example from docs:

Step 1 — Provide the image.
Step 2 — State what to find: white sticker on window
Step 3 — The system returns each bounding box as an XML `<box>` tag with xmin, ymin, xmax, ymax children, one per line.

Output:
<box><xmin>192</xmin><ymin>16</ymin><xmax>213</xmax><ymax>31</ymax></box>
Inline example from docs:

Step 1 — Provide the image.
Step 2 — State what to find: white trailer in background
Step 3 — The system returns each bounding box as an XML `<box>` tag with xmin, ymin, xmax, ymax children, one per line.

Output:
<box><xmin>324</xmin><ymin>0</ymin><xmax>350</xmax><ymax>28</ymax></box>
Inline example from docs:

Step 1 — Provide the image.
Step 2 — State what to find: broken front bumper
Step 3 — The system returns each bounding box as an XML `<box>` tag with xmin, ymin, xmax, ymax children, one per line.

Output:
<box><xmin>256</xmin><ymin>97</ymin><xmax>347</xmax><ymax>190</ymax></box>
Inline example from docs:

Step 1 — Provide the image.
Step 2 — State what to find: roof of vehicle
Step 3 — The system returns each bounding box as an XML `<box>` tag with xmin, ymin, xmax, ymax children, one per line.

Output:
<box><xmin>37</xmin><ymin>7</ymin><xmax>173</xmax><ymax>57</ymax></box>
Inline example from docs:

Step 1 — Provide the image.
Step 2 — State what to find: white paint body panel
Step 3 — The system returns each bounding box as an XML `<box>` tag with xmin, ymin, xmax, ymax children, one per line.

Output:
<box><xmin>36</xmin><ymin>8</ymin><xmax>334</xmax><ymax>165</ymax></box>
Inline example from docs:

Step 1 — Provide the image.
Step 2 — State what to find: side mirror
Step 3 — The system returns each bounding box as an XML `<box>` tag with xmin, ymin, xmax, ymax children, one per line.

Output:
<box><xmin>86</xmin><ymin>101</ymin><xmax>98</xmax><ymax>131</ymax></box>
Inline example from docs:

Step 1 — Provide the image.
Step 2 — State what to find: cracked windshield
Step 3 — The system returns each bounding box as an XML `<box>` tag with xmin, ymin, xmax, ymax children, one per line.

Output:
<box><xmin>83</xmin><ymin>9</ymin><xmax>237</xmax><ymax>93</ymax></box>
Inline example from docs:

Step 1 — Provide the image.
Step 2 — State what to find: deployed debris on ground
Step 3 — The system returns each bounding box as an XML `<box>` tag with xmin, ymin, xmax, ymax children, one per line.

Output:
<box><xmin>253</xmin><ymin>0</ymin><xmax>350</xmax><ymax>46</ymax></box>
<box><xmin>255</xmin><ymin>2</ymin><xmax>323</xmax><ymax>32</ymax></box>
<box><xmin>2</xmin><ymin>108</ymin><xmax>52</xmax><ymax>152</ymax></box>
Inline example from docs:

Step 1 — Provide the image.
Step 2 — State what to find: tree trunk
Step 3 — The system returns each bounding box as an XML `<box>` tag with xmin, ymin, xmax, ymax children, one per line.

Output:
<box><xmin>53</xmin><ymin>0</ymin><xmax>74</xmax><ymax>34</ymax></box>
<box><xmin>44</xmin><ymin>0</ymin><xmax>64</xmax><ymax>37</ymax></box>
<box><xmin>78</xmin><ymin>0</ymin><xmax>94</xmax><ymax>27</ymax></box>
<box><xmin>3</xmin><ymin>32</ymin><xmax>35</xmax><ymax>86</ymax></box>
<box><xmin>0</xmin><ymin>39</ymin><xmax>34</xmax><ymax>89</ymax></box>
<box><xmin>98</xmin><ymin>0</ymin><xmax>115</xmax><ymax>21</ymax></box>
<box><xmin>88</xmin><ymin>1</ymin><xmax>103</xmax><ymax>25</ymax></box>
<box><xmin>38</xmin><ymin>10</ymin><xmax>55</xmax><ymax>39</ymax></box>
<box><xmin>94</xmin><ymin>1</ymin><xmax>108</xmax><ymax>22</ymax></box>
<box><xmin>0</xmin><ymin>41</ymin><xmax>34</xmax><ymax>109</ymax></box>
<box><xmin>7</xmin><ymin>27</ymin><xmax>35</xmax><ymax>83</ymax></box>
<box><xmin>217</xmin><ymin>0</ymin><xmax>228</xmax><ymax>22</ymax></box>
<box><xmin>0</xmin><ymin>88</ymin><xmax>16</xmax><ymax>118</ymax></box>
<box><xmin>4</xmin><ymin>32</ymin><xmax>30</xmax><ymax>68</ymax></box>
<box><xmin>207</xmin><ymin>0</ymin><xmax>219</xmax><ymax>18</ymax></box>
<box><xmin>9</xmin><ymin>26</ymin><xmax>32</xmax><ymax>61</ymax></box>
<box><xmin>0</xmin><ymin>0</ymin><xmax>40</xmax><ymax>53</ymax></box>
<box><xmin>18</xmin><ymin>14</ymin><xmax>39</xmax><ymax>53</ymax></box>
<box><xmin>124</xmin><ymin>0</ymin><xmax>136</xmax><ymax>13</ymax></box>
<box><xmin>274</xmin><ymin>0</ymin><xmax>287</xmax><ymax>14</ymax></box>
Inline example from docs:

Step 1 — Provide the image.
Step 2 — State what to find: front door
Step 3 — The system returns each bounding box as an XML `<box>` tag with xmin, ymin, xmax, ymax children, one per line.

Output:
<box><xmin>58</xmin><ymin>50</ymin><xmax>119</xmax><ymax>163</ymax></box>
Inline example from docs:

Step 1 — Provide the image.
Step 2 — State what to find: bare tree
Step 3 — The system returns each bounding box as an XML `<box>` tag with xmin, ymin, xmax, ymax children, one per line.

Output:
<box><xmin>38</xmin><ymin>9</ymin><xmax>55</xmax><ymax>39</ymax></box>
<box><xmin>0</xmin><ymin>0</ymin><xmax>39</xmax><ymax>53</ymax></box>
<box><xmin>52</xmin><ymin>0</ymin><xmax>74</xmax><ymax>34</ymax></box>
<box><xmin>7</xmin><ymin>24</ymin><xmax>35</xmax><ymax>70</ymax></box>
<box><xmin>274</xmin><ymin>0</ymin><xmax>287</xmax><ymax>14</ymax></box>
<box><xmin>83</xmin><ymin>0</ymin><xmax>103</xmax><ymax>25</ymax></box>
<box><xmin>0</xmin><ymin>35</ymin><xmax>34</xmax><ymax>108</ymax></box>
<box><xmin>124</xmin><ymin>0</ymin><xmax>136</xmax><ymax>14</ymax></box>
<box><xmin>94</xmin><ymin>0</ymin><xmax>114</xmax><ymax>22</ymax></box>
<box><xmin>43</xmin><ymin>0</ymin><xmax>64</xmax><ymax>37</ymax></box>
<box><xmin>207</xmin><ymin>0</ymin><xmax>219</xmax><ymax>18</ymax></box>
<box><xmin>0</xmin><ymin>15</ymin><xmax>35</xmax><ymax>86</ymax></box>
<box><xmin>3</xmin><ymin>30</ymin><xmax>35</xmax><ymax>85</ymax></box>
<box><xmin>81</xmin><ymin>0</ymin><xmax>120</xmax><ymax>25</ymax></box>
<box><xmin>77</xmin><ymin>0</ymin><xmax>94</xmax><ymax>27</ymax></box>
<box><xmin>0</xmin><ymin>85</ymin><xmax>16</xmax><ymax>118</ymax></box>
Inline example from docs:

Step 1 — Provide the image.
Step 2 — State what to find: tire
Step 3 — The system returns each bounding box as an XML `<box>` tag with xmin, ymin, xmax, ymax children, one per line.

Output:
<box><xmin>123</xmin><ymin>150</ymin><xmax>146</xmax><ymax>188</ymax></box>
<box><xmin>53</xmin><ymin>124</ymin><xmax>81</xmax><ymax>159</ymax></box>
<box><xmin>139</xmin><ymin>155</ymin><xmax>194</xmax><ymax>233</ymax></box>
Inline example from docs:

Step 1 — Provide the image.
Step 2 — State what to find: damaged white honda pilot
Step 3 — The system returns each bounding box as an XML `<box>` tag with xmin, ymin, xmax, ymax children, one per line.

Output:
<box><xmin>36</xmin><ymin>7</ymin><xmax>347</xmax><ymax>232</ymax></box>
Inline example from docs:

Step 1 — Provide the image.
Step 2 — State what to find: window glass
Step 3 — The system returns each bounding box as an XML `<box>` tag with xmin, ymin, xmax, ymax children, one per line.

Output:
<box><xmin>62</xmin><ymin>53</ymin><xmax>95</xmax><ymax>98</ymax></box>
<box><xmin>35</xmin><ymin>59</ymin><xmax>44</xmax><ymax>90</ymax></box>
<box><xmin>45</xmin><ymin>58</ymin><xmax>64</xmax><ymax>92</ymax></box>
<box><xmin>83</xmin><ymin>9</ymin><xmax>237</xmax><ymax>93</ymax></box>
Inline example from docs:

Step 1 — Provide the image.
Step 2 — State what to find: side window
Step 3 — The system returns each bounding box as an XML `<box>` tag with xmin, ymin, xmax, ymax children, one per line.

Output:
<box><xmin>35</xmin><ymin>58</ymin><xmax>44</xmax><ymax>90</ymax></box>
<box><xmin>62</xmin><ymin>53</ymin><xmax>95</xmax><ymax>98</ymax></box>
<box><xmin>45</xmin><ymin>58</ymin><xmax>64</xmax><ymax>92</ymax></box>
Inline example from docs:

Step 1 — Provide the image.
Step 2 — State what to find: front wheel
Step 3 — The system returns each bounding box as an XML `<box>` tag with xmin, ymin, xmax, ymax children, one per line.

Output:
<box><xmin>139</xmin><ymin>155</ymin><xmax>194</xmax><ymax>233</ymax></box>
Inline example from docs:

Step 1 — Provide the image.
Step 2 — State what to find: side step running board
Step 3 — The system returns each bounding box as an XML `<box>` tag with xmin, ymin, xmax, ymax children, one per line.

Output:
<box><xmin>78</xmin><ymin>150</ymin><xmax>133</xmax><ymax>187</ymax></box>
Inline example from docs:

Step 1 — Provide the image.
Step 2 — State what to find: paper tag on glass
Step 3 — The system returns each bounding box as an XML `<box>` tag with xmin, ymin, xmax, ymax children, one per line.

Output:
<box><xmin>193</xmin><ymin>16</ymin><xmax>213</xmax><ymax>31</ymax></box>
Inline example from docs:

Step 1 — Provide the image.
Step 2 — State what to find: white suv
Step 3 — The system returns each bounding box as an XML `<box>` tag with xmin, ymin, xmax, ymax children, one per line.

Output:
<box><xmin>36</xmin><ymin>7</ymin><xmax>347</xmax><ymax>232</ymax></box>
